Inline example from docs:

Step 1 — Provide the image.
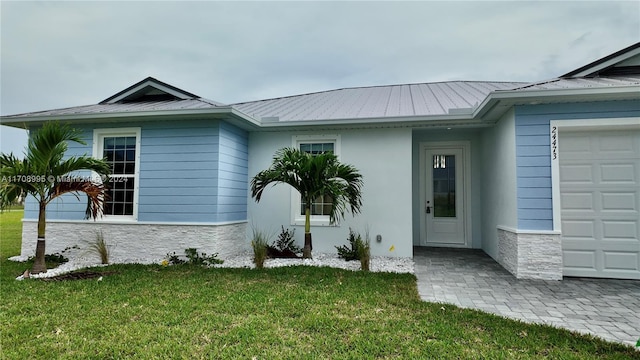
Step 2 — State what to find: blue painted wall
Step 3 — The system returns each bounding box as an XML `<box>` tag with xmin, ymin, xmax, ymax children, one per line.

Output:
<box><xmin>24</xmin><ymin>119</ymin><xmax>248</xmax><ymax>223</ymax></box>
<box><xmin>515</xmin><ymin>100</ymin><xmax>640</xmax><ymax>230</ymax></box>
<box><xmin>217</xmin><ymin>121</ymin><xmax>248</xmax><ymax>222</ymax></box>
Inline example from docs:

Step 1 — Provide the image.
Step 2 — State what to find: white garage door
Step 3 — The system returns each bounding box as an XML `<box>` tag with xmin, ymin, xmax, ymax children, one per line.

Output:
<box><xmin>560</xmin><ymin>129</ymin><xmax>640</xmax><ymax>279</ymax></box>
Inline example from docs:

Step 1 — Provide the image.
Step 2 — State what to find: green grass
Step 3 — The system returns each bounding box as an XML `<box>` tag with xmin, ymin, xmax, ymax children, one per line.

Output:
<box><xmin>1</xmin><ymin>211</ymin><xmax>638</xmax><ymax>359</ymax></box>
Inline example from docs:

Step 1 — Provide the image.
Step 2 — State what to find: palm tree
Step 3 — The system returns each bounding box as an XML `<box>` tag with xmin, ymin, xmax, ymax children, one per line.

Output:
<box><xmin>251</xmin><ymin>147</ymin><xmax>363</xmax><ymax>259</ymax></box>
<box><xmin>0</xmin><ymin>122</ymin><xmax>110</xmax><ymax>274</ymax></box>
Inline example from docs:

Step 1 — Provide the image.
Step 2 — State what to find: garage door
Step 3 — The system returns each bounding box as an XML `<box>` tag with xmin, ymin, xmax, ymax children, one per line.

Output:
<box><xmin>560</xmin><ymin>129</ymin><xmax>640</xmax><ymax>279</ymax></box>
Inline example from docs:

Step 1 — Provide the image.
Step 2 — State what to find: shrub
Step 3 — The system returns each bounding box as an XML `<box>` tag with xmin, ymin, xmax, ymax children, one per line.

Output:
<box><xmin>336</xmin><ymin>228</ymin><xmax>363</xmax><ymax>261</ymax></box>
<box><xmin>165</xmin><ymin>251</ymin><xmax>185</xmax><ymax>265</ymax></box>
<box><xmin>184</xmin><ymin>248</ymin><xmax>223</xmax><ymax>266</ymax></box>
<box><xmin>358</xmin><ymin>233</ymin><xmax>371</xmax><ymax>272</ymax></box>
<box><xmin>89</xmin><ymin>230</ymin><xmax>110</xmax><ymax>264</ymax></box>
<box><xmin>266</xmin><ymin>226</ymin><xmax>301</xmax><ymax>258</ymax></box>
<box><xmin>336</xmin><ymin>228</ymin><xmax>371</xmax><ymax>271</ymax></box>
<box><xmin>251</xmin><ymin>228</ymin><xmax>270</xmax><ymax>269</ymax></box>
<box><xmin>28</xmin><ymin>253</ymin><xmax>69</xmax><ymax>267</ymax></box>
<box><xmin>165</xmin><ymin>249</ymin><xmax>223</xmax><ymax>266</ymax></box>
<box><xmin>273</xmin><ymin>226</ymin><xmax>300</xmax><ymax>253</ymax></box>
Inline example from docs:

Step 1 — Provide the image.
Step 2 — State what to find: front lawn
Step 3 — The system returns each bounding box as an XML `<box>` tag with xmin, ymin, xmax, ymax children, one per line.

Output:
<box><xmin>1</xmin><ymin>211</ymin><xmax>637</xmax><ymax>359</ymax></box>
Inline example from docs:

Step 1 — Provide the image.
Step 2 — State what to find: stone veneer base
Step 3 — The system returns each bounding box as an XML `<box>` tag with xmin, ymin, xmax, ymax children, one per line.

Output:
<box><xmin>497</xmin><ymin>226</ymin><xmax>562</xmax><ymax>280</ymax></box>
<box><xmin>21</xmin><ymin>220</ymin><xmax>248</xmax><ymax>263</ymax></box>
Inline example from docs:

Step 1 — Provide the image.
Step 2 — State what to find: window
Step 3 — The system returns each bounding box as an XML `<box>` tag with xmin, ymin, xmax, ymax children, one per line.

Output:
<box><xmin>291</xmin><ymin>135</ymin><xmax>340</xmax><ymax>226</ymax></box>
<box><xmin>94</xmin><ymin>128</ymin><xmax>140</xmax><ymax>219</ymax></box>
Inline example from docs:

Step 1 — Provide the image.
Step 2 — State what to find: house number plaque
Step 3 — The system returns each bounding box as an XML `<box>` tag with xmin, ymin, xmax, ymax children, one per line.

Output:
<box><xmin>551</xmin><ymin>126</ymin><xmax>558</xmax><ymax>160</ymax></box>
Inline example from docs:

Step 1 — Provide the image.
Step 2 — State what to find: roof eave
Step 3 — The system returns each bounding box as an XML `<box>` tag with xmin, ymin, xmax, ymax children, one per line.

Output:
<box><xmin>476</xmin><ymin>85</ymin><xmax>640</xmax><ymax>122</ymax></box>
<box><xmin>0</xmin><ymin>107</ymin><xmax>261</xmax><ymax>131</ymax></box>
<box><xmin>255</xmin><ymin>113</ymin><xmax>481</xmax><ymax>131</ymax></box>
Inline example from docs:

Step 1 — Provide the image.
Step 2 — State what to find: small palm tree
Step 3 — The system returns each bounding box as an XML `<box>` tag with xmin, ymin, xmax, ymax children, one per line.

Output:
<box><xmin>0</xmin><ymin>122</ymin><xmax>110</xmax><ymax>274</ymax></box>
<box><xmin>251</xmin><ymin>148</ymin><xmax>363</xmax><ymax>258</ymax></box>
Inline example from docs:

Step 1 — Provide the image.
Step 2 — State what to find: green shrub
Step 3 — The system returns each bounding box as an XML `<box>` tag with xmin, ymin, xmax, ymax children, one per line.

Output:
<box><xmin>184</xmin><ymin>248</ymin><xmax>223</xmax><ymax>266</ymax></box>
<box><xmin>251</xmin><ymin>228</ymin><xmax>270</xmax><ymax>269</ymax></box>
<box><xmin>336</xmin><ymin>228</ymin><xmax>371</xmax><ymax>271</ymax></box>
<box><xmin>165</xmin><ymin>248</ymin><xmax>223</xmax><ymax>266</ymax></box>
<box><xmin>273</xmin><ymin>226</ymin><xmax>300</xmax><ymax>253</ymax></box>
<box><xmin>165</xmin><ymin>251</ymin><xmax>185</xmax><ymax>265</ymax></box>
<box><xmin>28</xmin><ymin>252</ymin><xmax>69</xmax><ymax>267</ymax></box>
<box><xmin>336</xmin><ymin>228</ymin><xmax>363</xmax><ymax>261</ymax></box>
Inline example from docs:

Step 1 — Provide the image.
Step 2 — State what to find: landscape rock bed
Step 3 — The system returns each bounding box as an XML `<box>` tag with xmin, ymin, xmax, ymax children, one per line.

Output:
<box><xmin>10</xmin><ymin>252</ymin><xmax>414</xmax><ymax>280</ymax></box>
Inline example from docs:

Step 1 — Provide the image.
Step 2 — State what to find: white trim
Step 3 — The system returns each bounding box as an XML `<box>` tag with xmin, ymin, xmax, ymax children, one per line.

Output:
<box><xmin>418</xmin><ymin>141</ymin><xmax>472</xmax><ymax>248</ymax></box>
<box><xmin>549</xmin><ymin>117</ymin><xmax>640</xmax><ymax>231</ymax></box>
<box><xmin>290</xmin><ymin>134</ymin><xmax>341</xmax><ymax>227</ymax></box>
<box><xmin>22</xmin><ymin>218</ymin><xmax>248</xmax><ymax>226</ymax></box>
<box><xmin>496</xmin><ymin>225</ymin><xmax>561</xmax><ymax>235</ymax></box>
<box><xmin>93</xmin><ymin>127</ymin><xmax>142</xmax><ymax>221</ymax></box>
<box><xmin>105</xmin><ymin>80</ymin><xmax>193</xmax><ymax>104</ymax></box>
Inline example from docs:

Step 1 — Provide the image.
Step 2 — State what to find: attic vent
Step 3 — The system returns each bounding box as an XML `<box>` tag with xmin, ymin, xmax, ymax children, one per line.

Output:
<box><xmin>120</xmin><ymin>93</ymin><xmax>181</xmax><ymax>103</ymax></box>
<box><xmin>118</xmin><ymin>86</ymin><xmax>181</xmax><ymax>103</ymax></box>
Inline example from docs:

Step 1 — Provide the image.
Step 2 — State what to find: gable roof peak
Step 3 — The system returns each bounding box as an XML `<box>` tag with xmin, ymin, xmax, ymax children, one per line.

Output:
<box><xmin>100</xmin><ymin>76</ymin><xmax>202</xmax><ymax>104</ymax></box>
<box><xmin>561</xmin><ymin>42</ymin><xmax>640</xmax><ymax>78</ymax></box>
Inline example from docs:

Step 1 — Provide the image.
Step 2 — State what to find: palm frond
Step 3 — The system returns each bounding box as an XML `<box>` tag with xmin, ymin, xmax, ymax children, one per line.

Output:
<box><xmin>251</xmin><ymin>147</ymin><xmax>363</xmax><ymax>224</ymax></box>
<box><xmin>48</xmin><ymin>180</ymin><xmax>108</xmax><ymax>220</ymax></box>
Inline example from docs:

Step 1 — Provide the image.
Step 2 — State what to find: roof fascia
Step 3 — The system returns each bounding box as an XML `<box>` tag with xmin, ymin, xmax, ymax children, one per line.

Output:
<box><xmin>475</xmin><ymin>85</ymin><xmax>640</xmax><ymax>121</ymax></box>
<box><xmin>561</xmin><ymin>42</ymin><xmax>640</xmax><ymax>78</ymax></box>
<box><xmin>100</xmin><ymin>77</ymin><xmax>200</xmax><ymax>104</ymax></box>
<box><xmin>254</xmin><ymin>113</ymin><xmax>478</xmax><ymax>131</ymax></box>
<box><xmin>0</xmin><ymin>107</ymin><xmax>262</xmax><ymax>131</ymax></box>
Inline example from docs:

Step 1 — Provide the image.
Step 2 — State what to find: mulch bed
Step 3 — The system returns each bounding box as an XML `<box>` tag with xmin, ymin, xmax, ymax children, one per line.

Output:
<box><xmin>39</xmin><ymin>271</ymin><xmax>119</xmax><ymax>281</ymax></box>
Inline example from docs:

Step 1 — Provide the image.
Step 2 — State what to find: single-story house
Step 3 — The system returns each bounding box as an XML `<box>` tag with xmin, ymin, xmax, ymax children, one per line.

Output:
<box><xmin>2</xmin><ymin>43</ymin><xmax>639</xmax><ymax>280</ymax></box>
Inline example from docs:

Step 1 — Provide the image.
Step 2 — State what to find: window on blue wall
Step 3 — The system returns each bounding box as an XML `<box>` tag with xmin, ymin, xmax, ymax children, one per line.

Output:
<box><xmin>94</xmin><ymin>128</ymin><xmax>141</xmax><ymax>219</ymax></box>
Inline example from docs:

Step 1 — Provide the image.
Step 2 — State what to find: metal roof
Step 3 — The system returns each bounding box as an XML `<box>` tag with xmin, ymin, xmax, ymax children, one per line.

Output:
<box><xmin>231</xmin><ymin>81</ymin><xmax>524</xmax><ymax>121</ymax></box>
<box><xmin>501</xmin><ymin>75</ymin><xmax>640</xmax><ymax>92</ymax></box>
<box><xmin>3</xmin><ymin>98</ymin><xmax>224</xmax><ymax>119</ymax></box>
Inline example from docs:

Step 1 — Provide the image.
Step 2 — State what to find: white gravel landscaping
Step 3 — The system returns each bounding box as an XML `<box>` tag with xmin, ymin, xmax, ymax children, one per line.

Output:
<box><xmin>10</xmin><ymin>252</ymin><xmax>414</xmax><ymax>280</ymax></box>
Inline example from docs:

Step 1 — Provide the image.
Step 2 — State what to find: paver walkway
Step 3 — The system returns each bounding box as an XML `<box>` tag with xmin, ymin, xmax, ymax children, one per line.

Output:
<box><xmin>414</xmin><ymin>247</ymin><xmax>640</xmax><ymax>347</ymax></box>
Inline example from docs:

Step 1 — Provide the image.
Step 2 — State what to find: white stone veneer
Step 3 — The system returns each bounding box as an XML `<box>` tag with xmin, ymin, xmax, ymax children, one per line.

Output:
<box><xmin>20</xmin><ymin>220</ymin><xmax>248</xmax><ymax>263</ymax></box>
<box><xmin>497</xmin><ymin>226</ymin><xmax>562</xmax><ymax>280</ymax></box>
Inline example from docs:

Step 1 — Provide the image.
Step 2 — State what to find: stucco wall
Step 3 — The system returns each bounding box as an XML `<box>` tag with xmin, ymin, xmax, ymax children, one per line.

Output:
<box><xmin>480</xmin><ymin>109</ymin><xmax>518</xmax><ymax>259</ymax></box>
<box><xmin>247</xmin><ymin>128</ymin><xmax>413</xmax><ymax>257</ymax></box>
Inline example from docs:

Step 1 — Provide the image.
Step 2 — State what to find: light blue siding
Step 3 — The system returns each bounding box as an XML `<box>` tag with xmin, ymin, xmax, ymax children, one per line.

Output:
<box><xmin>216</xmin><ymin>122</ymin><xmax>248</xmax><ymax>222</ymax></box>
<box><xmin>515</xmin><ymin>100</ymin><xmax>640</xmax><ymax>230</ymax></box>
<box><xmin>24</xmin><ymin>119</ymin><xmax>249</xmax><ymax>224</ymax></box>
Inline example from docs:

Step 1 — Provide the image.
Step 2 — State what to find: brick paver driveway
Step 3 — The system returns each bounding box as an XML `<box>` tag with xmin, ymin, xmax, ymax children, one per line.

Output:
<box><xmin>414</xmin><ymin>247</ymin><xmax>640</xmax><ymax>347</ymax></box>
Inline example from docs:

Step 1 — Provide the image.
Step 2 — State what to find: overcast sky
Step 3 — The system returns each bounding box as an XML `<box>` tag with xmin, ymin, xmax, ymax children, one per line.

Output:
<box><xmin>1</xmin><ymin>1</ymin><xmax>639</xmax><ymax>156</ymax></box>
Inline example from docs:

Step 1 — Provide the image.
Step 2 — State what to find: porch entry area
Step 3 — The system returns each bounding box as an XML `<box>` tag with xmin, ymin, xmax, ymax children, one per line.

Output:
<box><xmin>416</xmin><ymin>141</ymin><xmax>471</xmax><ymax>248</ymax></box>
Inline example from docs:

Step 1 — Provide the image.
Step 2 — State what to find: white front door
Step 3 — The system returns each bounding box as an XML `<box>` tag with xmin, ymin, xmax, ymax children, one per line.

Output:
<box><xmin>424</xmin><ymin>147</ymin><xmax>467</xmax><ymax>246</ymax></box>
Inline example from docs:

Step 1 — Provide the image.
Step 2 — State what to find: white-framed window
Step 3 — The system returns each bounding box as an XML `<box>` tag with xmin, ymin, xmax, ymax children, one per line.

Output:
<box><xmin>291</xmin><ymin>134</ymin><xmax>341</xmax><ymax>226</ymax></box>
<box><xmin>93</xmin><ymin>128</ymin><xmax>141</xmax><ymax>220</ymax></box>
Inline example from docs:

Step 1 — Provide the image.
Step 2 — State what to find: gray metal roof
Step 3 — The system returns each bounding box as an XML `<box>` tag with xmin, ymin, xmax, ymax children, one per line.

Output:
<box><xmin>3</xmin><ymin>98</ymin><xmax>224</xmax><ymax>119</ymax></box>
<box><xmin>2</xmin><ymin>77</ymin><xmax>637</xmax><ymax>124</ymax></box>
<box><xmin>232</xmin><ymin>81</ymin><xmax>524</xmax><ymax>121</ymax></box>
<box><xmin>501</xmin><ymin>75</ymin><xmax>640</xmax><ymax>92</ymax></box>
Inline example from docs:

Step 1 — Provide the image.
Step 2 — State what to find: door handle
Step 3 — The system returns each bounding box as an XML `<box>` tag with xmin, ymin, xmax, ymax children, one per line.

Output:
<box><xmin>426</xmin><ymin>206</ymin><xmax>431</xmax><ymax>214</ymax></box>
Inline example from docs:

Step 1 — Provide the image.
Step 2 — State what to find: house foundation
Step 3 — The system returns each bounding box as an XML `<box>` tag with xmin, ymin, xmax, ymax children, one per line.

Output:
<box><xmin>20</xmin><ymin>220</ymin><xmax>248</xmax><ymax>263</ymax></box>
<box><xmin>497</xmin><ymin>226</ymin><xmax>562</xmax><ymax>280</ymax></box>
